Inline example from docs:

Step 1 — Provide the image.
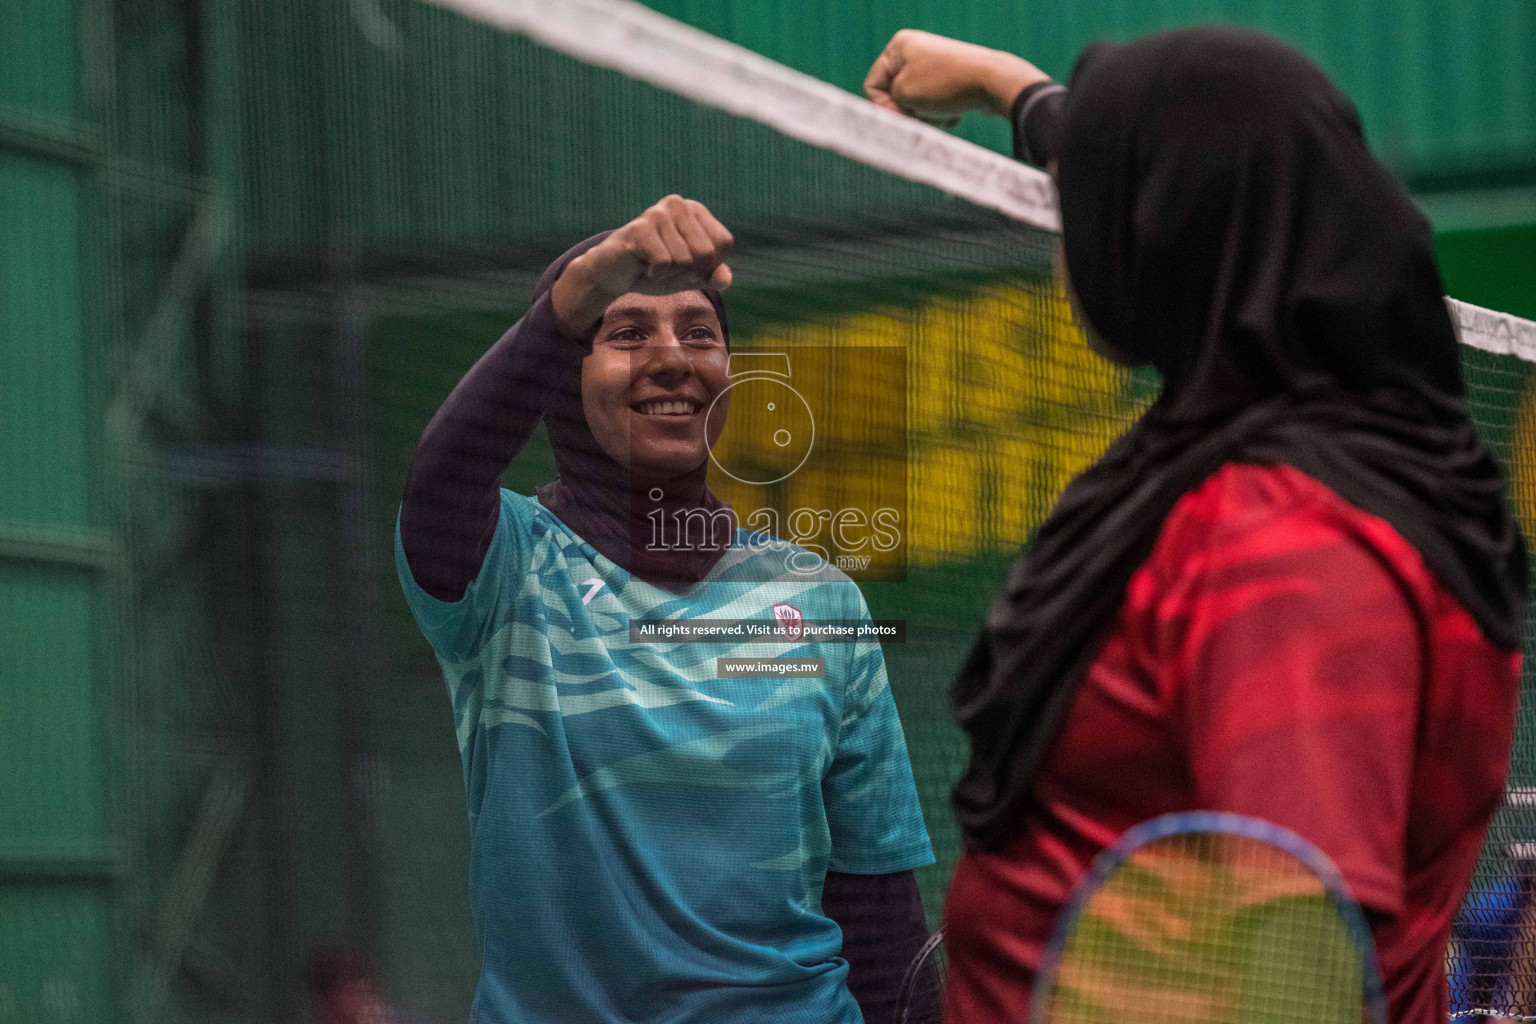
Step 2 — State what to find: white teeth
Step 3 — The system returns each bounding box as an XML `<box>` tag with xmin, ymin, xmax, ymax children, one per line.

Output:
<box><xmin>638</xmin><ymin>400</ymin><xmax>696</xmax><ymax>415</ymax></box>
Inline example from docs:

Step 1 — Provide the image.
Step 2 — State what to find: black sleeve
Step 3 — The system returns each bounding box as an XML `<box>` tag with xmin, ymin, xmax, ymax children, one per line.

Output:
<box><xmin>823</xmin><ymin>869</ymin><xmax>931</xmax><ymax>1024</ymax></box>
<box><xmin>398</xmin><ymin>291</ymin><xmax>588</xmax><ymax>601</ymax></box>
<box><xmin>1010</xmin><ymin>79</ymin><xmax>1068</xmax><ymax>168</ymax></box>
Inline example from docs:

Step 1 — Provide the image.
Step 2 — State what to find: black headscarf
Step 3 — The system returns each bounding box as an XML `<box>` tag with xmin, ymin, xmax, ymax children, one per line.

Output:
<box><xmin>532</xmin><ymin>232</ymin><xmax>736</xmax><ymax>591</ymax></box>
<box><xmin>952</xmin><ymin>27</ymin><xmax>1527</xmax><ymax>850</ymax></box>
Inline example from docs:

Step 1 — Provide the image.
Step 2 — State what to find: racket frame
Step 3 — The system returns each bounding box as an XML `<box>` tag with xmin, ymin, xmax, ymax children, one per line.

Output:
<box><xmin>894</xmin><ymin>927</ymin><xmax>947</xmax><ymax>1024</ymax></box>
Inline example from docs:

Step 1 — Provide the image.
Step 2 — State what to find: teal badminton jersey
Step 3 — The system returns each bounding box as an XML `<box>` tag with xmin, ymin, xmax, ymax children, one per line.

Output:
<box><xmin>394</xmin><ymin>490</ymin><xmax>933</xmax><ymax>1024</ymax></box>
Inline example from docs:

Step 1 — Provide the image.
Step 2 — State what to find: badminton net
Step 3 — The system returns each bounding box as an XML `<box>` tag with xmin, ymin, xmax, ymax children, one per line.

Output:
<box><xmin>289</xmin><ymin>0</ymin><xmax>1536</xmax><ymax>1014</ymax></box>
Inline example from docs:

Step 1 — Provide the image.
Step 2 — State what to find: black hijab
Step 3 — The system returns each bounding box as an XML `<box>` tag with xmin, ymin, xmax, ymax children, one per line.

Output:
<box><xmin>951</xmin><ymin>27</ymin><xmax>1527</xmax><ymax>850</ymax></box>
<box><xmin>532</xmin><ymin>232</ymin><xmax>736</xmax><ymax>591</ymax></box>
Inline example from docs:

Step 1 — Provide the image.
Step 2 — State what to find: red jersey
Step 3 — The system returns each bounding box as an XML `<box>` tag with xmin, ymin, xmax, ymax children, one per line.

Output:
<box><xmin>943</xmin><ymin>462</ymin><xmax>1520</xmax><ymax>1024</ymax></box>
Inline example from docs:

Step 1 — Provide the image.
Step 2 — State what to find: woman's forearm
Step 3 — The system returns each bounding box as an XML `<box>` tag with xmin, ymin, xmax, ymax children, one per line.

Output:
<box><xmin>399</xmin><ymin>291</ymin><xmax>586</xmax><ymax>601</ymax></box>
<box><xmin>824</xmin><ymin>869</ymin><xmax>932</xmax><ymax>1024</ymax></box>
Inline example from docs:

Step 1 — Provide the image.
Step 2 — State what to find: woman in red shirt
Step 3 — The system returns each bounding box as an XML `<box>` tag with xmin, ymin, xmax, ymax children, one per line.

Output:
<box><xmin>866</xmin><ymin>26</ymin><xmax>1527</xmax><ymax>1024</ymax></box>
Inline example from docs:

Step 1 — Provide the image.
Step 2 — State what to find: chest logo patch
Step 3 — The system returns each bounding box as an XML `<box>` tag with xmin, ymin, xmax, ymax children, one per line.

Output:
<box><xmin>580</xmin><ymin>577</ymin><xmax>606</xmax><ymax>605</ymax></box>
<box><xmin>772</xmin><ymin>602</ymin><xmax>805</xmax><ymax>641</ymax></box>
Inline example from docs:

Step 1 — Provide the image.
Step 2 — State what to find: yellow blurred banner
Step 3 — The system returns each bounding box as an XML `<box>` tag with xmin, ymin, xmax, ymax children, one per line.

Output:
<box><xmin>711</xmin><ymin>280</ymin><xmax>1150</xmax><ymax>574</ymax></box>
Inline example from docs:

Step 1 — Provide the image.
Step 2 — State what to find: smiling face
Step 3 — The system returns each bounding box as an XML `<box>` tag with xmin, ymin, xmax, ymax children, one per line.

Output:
<box><xmin>580</xmin><ymin>290</ymin><xmax>731</xmax><ymax>479</ymax></box>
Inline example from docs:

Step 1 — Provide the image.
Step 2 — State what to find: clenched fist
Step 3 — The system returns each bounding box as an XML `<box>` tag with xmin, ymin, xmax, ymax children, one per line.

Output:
<box><xmin>551</xmin><ymin>195</ymin><xmax>734</xmax><ymax>333</ymax></box>
<box><xmin>864</xmin><ymin>29</ymin><xmax>1049</xmax><ymax>129</ymax></box>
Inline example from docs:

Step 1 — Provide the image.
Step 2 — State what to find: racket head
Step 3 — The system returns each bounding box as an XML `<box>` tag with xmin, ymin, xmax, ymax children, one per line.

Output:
<box><xmin>1030</xmin><ymin>811</ymin><xmax>1387</xmax><ymax>1024</ymax></box>
<box><xmin>894</xmin><ymin>928</ymin><xmax>947</xmax><ymax>1024</ymax></box>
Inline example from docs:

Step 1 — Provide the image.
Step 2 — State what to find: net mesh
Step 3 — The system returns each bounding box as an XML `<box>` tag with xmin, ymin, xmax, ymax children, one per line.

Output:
<box><xmin>30</xmin><ymin>0</ymin><xmax>1536</xmax><ymax>1021</ymax></box>
<box><xmin>254</xmin><ymin>2</ymin><xmax>1536</xmax><ymax>1018</ymax></box>
<box><xmin>1454</xmin><ymin>346</ymin><xmax>1536</xmax><ymax>1019</ymax></box>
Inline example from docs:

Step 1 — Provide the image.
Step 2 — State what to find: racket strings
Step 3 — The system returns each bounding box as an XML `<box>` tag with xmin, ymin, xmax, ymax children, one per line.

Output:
<box><xmin>895</xmin><ymin>929</ymin><xmax>948</xmax><ymax>1024</ymax></box>
<box><xmin>1041</xmin><ymin>832</ymin><xmax>1371</xmax><ymax>1024</ymax></box>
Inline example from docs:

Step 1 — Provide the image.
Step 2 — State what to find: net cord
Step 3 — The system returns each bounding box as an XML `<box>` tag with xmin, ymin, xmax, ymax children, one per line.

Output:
<box><xmin>1451</xmin><ymin>299</ymin><xmax>1536</xmax><ymax>363</ymax></box>
<box><xmin>420</xmin><ymin>0</ymin><xmax>1536</xmax><ymax>355</ymax></box>
<box><xmin>421</xmin><ymin>0</ymin><xmax>1060</xmax><ymax>230</ymax></box>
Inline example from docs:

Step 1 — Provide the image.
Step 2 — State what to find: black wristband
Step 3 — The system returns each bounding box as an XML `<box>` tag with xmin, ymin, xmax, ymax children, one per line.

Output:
<box><xmin>1010</xmin><ymin>80</ymin><xmax>1068</xmax><ymax>168</ymax></box>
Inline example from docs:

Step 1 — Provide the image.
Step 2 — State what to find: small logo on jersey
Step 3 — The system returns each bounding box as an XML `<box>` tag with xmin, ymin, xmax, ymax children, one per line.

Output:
<box><xmin>580</xmin><ymin>578</ymin><xmax>606</xmax><ymax>605</ymax></box>
<box><xmin>772</xmin><ymin>602</ymin><xmax>804</xmax><ymax>641</ymax></box>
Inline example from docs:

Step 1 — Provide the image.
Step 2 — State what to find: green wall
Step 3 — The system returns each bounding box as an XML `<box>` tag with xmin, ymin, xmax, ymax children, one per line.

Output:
<box><xmin>0</xmin><ymin>2</ymin><xmax>117</xmax><ymax>1023</ymax></box>
<box><xmin>639</xmin><ymin>0</ymin><xmax>1536</xmax><ymax>184</ymax></box>
<box><xmin>1437</xmin><ymin>224</ymin><xmax>1536</xmax><ymax>321</ymax></box>
<box><xmin>234</xmin><ymin>1</ymin><xmax>977</xmax><ymax>265</ymax></box>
